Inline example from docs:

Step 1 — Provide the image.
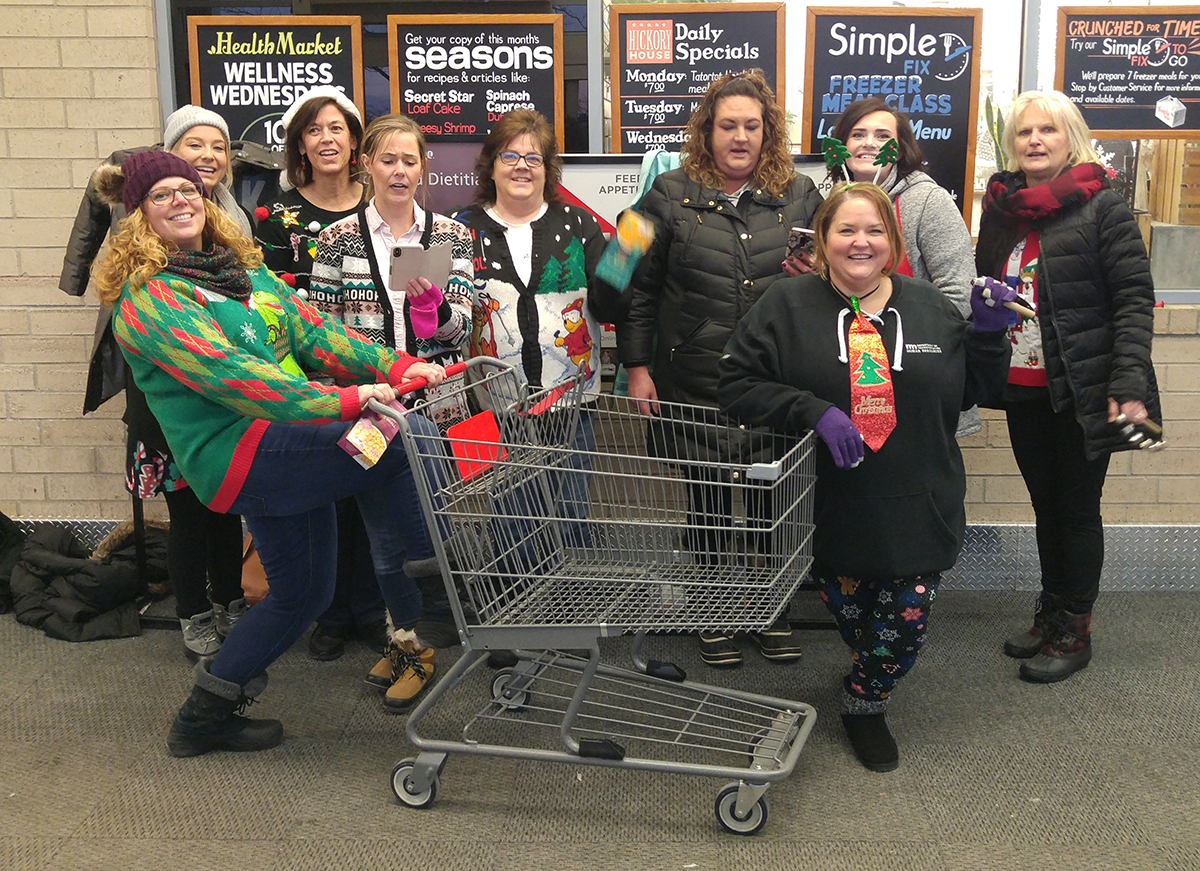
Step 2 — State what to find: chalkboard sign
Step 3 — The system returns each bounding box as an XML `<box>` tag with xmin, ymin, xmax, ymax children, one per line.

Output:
<box><xmin>388</xmin><ymin>15</ymin><xmax>564</xmax><ymax>146</ymax></box>
<box><xmin>803</xmin><ymin>8</ymin><xmax>981</xmax><ymax>222</ymax></box>
<box><xmin>609</xmin><ymin>3</ymin><xmax>785</xmax><ymax>154</ymax></box>
<box><xmin>188</xmin><ymin>16</ymin><xmax>363</xmax><ymax>150</ymax></box>
<box><xmin>1056</xmin><ymin>7</ymin><xmax>1200</xmax><ymax>138</ymax></box>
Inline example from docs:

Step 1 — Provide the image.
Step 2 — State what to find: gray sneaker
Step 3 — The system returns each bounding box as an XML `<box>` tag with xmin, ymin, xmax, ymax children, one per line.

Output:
<box><xmin>214</xmin><ymin>597</ymin><xmax>248</xmax><ymax>639</ymax></box>
<box><xmin>181</xmin><ymin>610</ymin><xmax>222</xmax><ymax>661</ymax></box>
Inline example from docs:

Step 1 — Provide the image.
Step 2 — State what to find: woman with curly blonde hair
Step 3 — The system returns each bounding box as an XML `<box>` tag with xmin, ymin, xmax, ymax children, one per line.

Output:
<box><xmin>618</xmin><ymin>69</ymin><xmax>823</xmax><ymax>669</ymax></box>
<box><xmin>93</xmin><ymin>200</ymin><xmax>259</xmax><ymax>304</ymax></box>
<box><xmin>94</xmin><ymin>150</ymin><xmax>448</xmax><ymax>758</ymax></box>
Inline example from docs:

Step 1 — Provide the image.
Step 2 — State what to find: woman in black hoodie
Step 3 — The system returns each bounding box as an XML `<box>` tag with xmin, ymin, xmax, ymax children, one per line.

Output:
<box><xmin>719</xmin><ymin>182</ymin><xmax>1010</xmax><ymax>772</ymax></box>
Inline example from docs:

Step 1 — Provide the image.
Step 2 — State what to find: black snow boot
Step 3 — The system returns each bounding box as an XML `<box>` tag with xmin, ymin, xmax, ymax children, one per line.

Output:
<box><xmin>1004</xmin><ymin>592</ymin><xmax>1061</xmax><ymax>659</ymax></box>
<box><xmin>166</xmin><ymin>661</ymin><xmax>282</xmax><ymax>758</ymax></box>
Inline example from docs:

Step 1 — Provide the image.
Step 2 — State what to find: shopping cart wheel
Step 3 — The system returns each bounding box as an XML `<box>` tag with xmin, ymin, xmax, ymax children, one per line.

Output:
<box><xmin>391</xmin><ymin>758</ymin><xmax>439</xmax><ymax>809</ymax></box>
<box><xmin>747</xmin><ymin>721</ymin><xmax>799</xmax><ymax>768</ymax></box>
<box><xmin>714</xmin><ymin>783</ymin><xmax>768</xmax><ymax>835</ymax></box>
<box><xmin>490</xmin><ymin>669</ymin><xmax>529</xmax><ymax>711</ymax></box>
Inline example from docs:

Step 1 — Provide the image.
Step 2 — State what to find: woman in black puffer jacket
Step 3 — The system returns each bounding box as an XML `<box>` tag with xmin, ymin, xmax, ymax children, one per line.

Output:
<box><xmin>976</xmin><ymin>90</ymin><xmax>1162</xmax><ymax>684</ymax></box>
<box><xmin>617</xmin><ymin>69</ymin><xmax>823</xmax><ymax>669</ymax></box>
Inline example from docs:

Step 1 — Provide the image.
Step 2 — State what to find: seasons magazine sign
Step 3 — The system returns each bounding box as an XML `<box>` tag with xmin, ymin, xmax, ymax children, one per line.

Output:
<box><xmin>609</xmin><ymin>3</ymin><xmax>785</xmax><ymax>154</ymax></box>
<box><xmin>388</xmin><ymin>15</ymin><xmax>564</xmax><ymax>145</ymax></box>
<box><xmin>188</xmin><ymin>15</ymin><xmax>363</xmax><ymax>149</ymax></box>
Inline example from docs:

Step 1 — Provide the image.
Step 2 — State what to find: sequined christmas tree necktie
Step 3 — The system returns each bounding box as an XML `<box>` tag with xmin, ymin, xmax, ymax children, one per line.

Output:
<box><xmin>847</xmin><ymin>297</ymin><xmax>897</xmax><ymax>451</ymax></box>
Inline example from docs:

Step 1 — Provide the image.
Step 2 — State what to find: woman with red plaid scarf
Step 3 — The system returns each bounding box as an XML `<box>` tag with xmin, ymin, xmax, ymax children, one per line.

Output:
<box><xmin>976</xmin><ymin>91</ymin><xmax>1162</xmax><ymax>684</ymax></box>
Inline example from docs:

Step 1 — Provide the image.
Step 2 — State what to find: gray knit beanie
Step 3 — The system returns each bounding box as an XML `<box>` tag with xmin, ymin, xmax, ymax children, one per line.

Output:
<box><xmin>163</xmin><ymin>105</ymin><xmax>232</xmax><ymax>151</ymax></box>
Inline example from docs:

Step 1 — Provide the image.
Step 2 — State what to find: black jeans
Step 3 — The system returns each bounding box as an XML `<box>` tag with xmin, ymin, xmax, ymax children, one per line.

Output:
<box><xmin>1006</xmin><ymin>394</ymin><xmax>1111</xmax><ymax>613</ymax></box>
<box><xmin>163</xmin><ymin>486</ymin><xmax>244</xmax><ymax>619</ymax></box>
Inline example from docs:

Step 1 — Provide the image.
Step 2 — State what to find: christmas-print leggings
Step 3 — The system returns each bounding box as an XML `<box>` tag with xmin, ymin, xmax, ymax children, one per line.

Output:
<box><xmin>815</xmin><ymin>568</ymin><xmax>941</xmax><ymax>702</ymax></box>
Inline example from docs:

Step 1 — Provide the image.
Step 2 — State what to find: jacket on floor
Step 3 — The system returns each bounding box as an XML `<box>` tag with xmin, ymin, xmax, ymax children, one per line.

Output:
<box><xmin>9</xmin><ymin>525</ymin><xmax>168</xmax><ymax>642</ymax></box>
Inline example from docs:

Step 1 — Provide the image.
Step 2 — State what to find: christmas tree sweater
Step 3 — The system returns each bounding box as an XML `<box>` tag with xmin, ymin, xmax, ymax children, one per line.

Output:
<box><xmin>453</xmin><ymin>202</ymin><xmax>621</xmax><ymax>399</ymax></box>
<box><xmin>112</xmin><ymin>263</ymin><xmax>418</xmax><ymax>512</ymax></box>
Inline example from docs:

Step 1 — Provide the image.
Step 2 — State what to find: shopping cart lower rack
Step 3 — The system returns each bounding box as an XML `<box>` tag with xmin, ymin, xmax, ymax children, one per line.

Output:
<box><xmin>380</xmin><ymin>357</ymin><xmax>819</xmax><ymax>834</ymax></box>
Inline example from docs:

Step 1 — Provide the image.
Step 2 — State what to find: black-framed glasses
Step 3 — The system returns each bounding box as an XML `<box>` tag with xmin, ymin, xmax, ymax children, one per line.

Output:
<box><xmin>145</xmin><ymin>183</ymin><xmax>203</xmax><ymax>206</ymax></box>
<box><xmin>497</xmin><ymin>151</ymin><xmax>544</xmax><ymax>168</ymax></box>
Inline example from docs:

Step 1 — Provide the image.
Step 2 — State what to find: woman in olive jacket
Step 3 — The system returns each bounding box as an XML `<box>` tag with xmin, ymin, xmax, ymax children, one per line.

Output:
<box><xmin>976</xmin><ymin>90</ymin><xmax>1161</xmax><ymax>683</ymax></box>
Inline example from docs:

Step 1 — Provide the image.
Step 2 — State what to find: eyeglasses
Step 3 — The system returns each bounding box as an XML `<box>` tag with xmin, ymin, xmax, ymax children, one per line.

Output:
<box><xmin>144</xmin><ymin>184</ymin><xmax>203</xmax><ymax>206</ymax></box>
<box><xmin>497</xmin><ymin>151</ymin><xmax>544</xmax><ymax>168</ymax></box>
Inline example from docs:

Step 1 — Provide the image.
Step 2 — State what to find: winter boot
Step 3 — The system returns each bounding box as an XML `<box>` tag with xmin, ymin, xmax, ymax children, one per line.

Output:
<box><xmin>365</xmin><ymin>622</ymin><xmax>436</xmax><ymax>713</ymax></box>
<box><xmin>214</xmin><ymin>597</ymin><xmax>248</xmax><ymax>640</ymax></box>
<box><xmin>180</xmin><ymin>610</ymin><xmax>222</xmax><ymax>662</ymax></box>
<box><xmin>1003</xmin><ymin>592</ymin><xmax>1061</xmax><ymax>659</ymax></box>
<box><xmin>166</xmin><ymin>661</ymin><xmax>282</xmax><ymax>758</ymax></box>
<box><xmin>1019</xmin><ymin>608</ymin><xmax>1092</xmax><ymax>683</ymax></box>
<box><xmin>841</xmin><ymin>713</ymin><xmax>899</xmax><ymax>772</ymax></box>
<box><xmin>406</xmin><ymin>557</ymin><xmax>459</xmax><ymax>648</ymax></box>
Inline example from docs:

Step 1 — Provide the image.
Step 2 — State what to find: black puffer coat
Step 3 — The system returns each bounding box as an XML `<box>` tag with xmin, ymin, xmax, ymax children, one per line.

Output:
<box><xmin>618</xmin><ymin>168</ymin><xmax>823</xmax><ymax>408</ymax></box>
<box><xmin>976</xmin><ymin>171</ymin><xmax>1161</xmax><ymax>460</ymax></box>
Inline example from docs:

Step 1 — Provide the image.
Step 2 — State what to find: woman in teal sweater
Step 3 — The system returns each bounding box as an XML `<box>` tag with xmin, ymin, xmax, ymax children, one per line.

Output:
<box><xmin>94</xmin><ymin>151</ymin><xmax>446</xmax><ymax>757</ymax></box>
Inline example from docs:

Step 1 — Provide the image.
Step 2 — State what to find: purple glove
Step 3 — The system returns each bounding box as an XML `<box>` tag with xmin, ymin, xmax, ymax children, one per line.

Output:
<box><xmin>408</xmin><ymin>281</ymin><xmax>444</xmax><ymax>339</ymax></box>
<box><xmin>971</xmin><ymin>276</ymin><xmax>1018</xmax><ymax>332</ymax></box>
<box><xmin>814</xmin><ymin>406</ymin><xmax>864</xmax><ymax>470</ymax></box>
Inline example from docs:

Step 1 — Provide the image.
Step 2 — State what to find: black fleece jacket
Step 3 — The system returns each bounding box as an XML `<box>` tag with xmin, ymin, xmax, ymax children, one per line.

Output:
<box><xmin>718</xmin><ymin>273</ymin><xmax>1009</xmax><ymax>579</ymax></box>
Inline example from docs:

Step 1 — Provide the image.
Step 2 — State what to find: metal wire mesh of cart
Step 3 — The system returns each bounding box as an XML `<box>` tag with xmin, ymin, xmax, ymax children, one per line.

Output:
<box><xmin>398</xmin><ymin>360</ymin><xmax>818</xmax><ymax>636</ymax></box>
<box><xmin>476</xmin><ymin>650</ymin><xmax>811</xmax><ymax>774</ymax></box>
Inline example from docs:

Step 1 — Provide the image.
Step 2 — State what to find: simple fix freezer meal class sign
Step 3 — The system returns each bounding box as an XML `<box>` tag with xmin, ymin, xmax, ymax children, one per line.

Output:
<box><xmin>804</xmin><ymin>7</ymin><xmax>982</xmax><ymax>221</ymax></box>
<box><xmin>188</xmin><ymin>15</ymin><xmax>364</xmax><ymax>149</ymax></box>
<box><xmin>1057</xmin><ymin>6</ymin><xmax>1200</xmax><ymax>136</ymax></box>
<box><xmin>609</xmin><ymin>3</ymin><xmax>785</xmax><ymax>153</ymax></box>
<box><xmin>388</xmin><ymin>15</ymin><xmax>564</xmax><ymax>144</ymax></box>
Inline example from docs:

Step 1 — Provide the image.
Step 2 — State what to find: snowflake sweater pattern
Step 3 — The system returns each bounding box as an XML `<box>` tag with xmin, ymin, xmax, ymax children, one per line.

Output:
<box><xmin>112</xmin><ymin>264</ymin><xmax>417</xmax><ymax>511</ymax></box>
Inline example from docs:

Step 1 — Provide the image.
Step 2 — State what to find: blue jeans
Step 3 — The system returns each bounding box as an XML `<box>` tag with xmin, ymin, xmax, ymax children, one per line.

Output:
<box><xmin>209</xmin><ymin>418</ymin><xmax>435</xmax><ymax>687</ymax></box>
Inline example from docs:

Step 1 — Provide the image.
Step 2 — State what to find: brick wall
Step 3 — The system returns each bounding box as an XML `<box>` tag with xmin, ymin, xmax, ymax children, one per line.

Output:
<box><xmin>0</xmin><ymin>0</ymin><xmax>161</xmax><ymax>520</ymax></box>
<box><xmin>1</xmin><ymin>1</ymin><xmax>1196</xmax><ymax>524</ymax></box>
<box><xmin>962</xmin><ymin>306</ymin><xmax>1200</xmax><ymax>524</ymax></box>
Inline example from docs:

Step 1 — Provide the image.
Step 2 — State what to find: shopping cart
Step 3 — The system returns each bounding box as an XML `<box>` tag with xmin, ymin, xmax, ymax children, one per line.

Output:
<box><xmin>375</xmin><ymin>356</ymin><xmax>818</xmax><ymax>834</ymax></box>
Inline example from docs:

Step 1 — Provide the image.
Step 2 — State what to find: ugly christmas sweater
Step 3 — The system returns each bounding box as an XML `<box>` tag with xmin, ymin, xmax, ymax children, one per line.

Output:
<box><xmin>112</xmin><ymin>264</ymin><xmax>417</xmax><ymax>512</ymax></box>
<box><xmin>453</xmin><ymin>201</ymin><xmax>622</xmax><ymax>399</ymax></box>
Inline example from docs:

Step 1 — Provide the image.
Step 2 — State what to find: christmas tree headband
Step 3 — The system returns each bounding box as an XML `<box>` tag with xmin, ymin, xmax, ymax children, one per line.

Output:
<box><xmin>821</xmin><ymin>135</ymin><xmax>900</xmax><ymax>184</ymax></box>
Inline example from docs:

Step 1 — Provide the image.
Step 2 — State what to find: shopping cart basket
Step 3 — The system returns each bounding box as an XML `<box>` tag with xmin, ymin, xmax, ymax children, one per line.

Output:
<box><xmin>375</xmin><ymin>357</ymin><xmax>818</xmax><ymax>834</ymax></box>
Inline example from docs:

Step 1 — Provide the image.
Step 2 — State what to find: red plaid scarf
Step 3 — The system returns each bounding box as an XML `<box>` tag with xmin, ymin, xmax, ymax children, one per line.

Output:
<box><xmin>982</xmin><ymin>163</ymin><xmax>1108</xmax><ymax>233</ymax></box>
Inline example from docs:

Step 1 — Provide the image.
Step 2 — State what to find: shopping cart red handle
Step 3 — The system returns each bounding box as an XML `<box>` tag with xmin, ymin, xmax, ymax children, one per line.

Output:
<box><xmin>391</xmin><ymin>360</ymin><xmax>468</xmax><ymax>397</ymax></box>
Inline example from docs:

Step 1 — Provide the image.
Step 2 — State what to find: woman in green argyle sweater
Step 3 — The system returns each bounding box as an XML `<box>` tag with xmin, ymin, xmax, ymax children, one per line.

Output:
<box><xmin>93</xmin><ymin>151</ymin><xmax>446</xmax><ymax>758</ymax></box>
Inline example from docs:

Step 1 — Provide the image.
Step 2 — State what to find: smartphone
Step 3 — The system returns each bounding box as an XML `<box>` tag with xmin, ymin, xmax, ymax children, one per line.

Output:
<box><xmin>389</xmin><ymin>241</ymin><xmax>452</xmax><ymax>293</ymax></box>
<box><xmin>786</xmin><ymin>226</ymin><xmax>814</xmax><ymax>260</ymax></box>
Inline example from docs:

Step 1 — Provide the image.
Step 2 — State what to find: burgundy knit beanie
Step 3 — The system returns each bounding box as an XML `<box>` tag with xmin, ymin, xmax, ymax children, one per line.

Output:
<box><xmin>120</xmin><ymin>151</ymin><xmax>207</xmax><ymax>214</ymax></box>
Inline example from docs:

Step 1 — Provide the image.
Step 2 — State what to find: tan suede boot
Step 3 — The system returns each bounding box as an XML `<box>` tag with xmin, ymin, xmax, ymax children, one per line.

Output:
<box><xmin>363</xmin><ymin>621</ymin><xmax>435</xmax><ymax>711</ymax></box>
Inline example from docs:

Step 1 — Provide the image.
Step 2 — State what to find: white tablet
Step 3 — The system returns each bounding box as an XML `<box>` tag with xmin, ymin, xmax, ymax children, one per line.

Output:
<box><xmin>389</xmin><ymin>241</ymin><xmax>453</xmax><ymax>293</ymax></box>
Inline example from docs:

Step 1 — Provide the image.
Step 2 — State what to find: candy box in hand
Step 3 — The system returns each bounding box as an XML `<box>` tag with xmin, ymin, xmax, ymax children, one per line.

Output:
<box><xmin>338</xmin><ymin>399</ymin><xmax>406</xmax><ymax>469</ymax></box>
<box><xmin>596</xmin><ymin>210</ymin><xmax>655</xmax><ymax>290</ymax></box>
